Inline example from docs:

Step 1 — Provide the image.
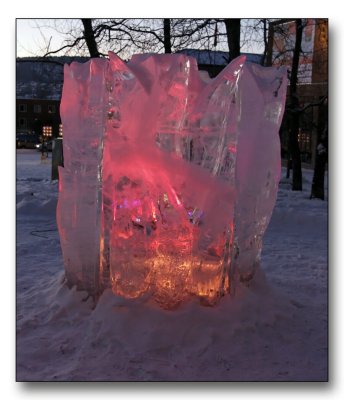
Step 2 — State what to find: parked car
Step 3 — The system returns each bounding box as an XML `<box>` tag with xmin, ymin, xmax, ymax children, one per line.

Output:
<box><xmin>35</xmin><ymin>140</ymin><xmax>53</xmax><ymax>152</ymax></box>
<box><xmin>16</xmin><ymin>133</ymin><xmax>40</xmax><ymax>149</ymax></box>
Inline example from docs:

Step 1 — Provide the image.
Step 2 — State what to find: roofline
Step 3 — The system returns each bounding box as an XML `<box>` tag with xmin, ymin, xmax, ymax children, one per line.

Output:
<box><xmin>16</xmin><ymin>98</ymin><xmax>61</xmax><ymax>101</ymax></box>
<box><xmin>269</xmin><ymin>18</ymin><xmax>297</xmax><ymax>28</ymax></box>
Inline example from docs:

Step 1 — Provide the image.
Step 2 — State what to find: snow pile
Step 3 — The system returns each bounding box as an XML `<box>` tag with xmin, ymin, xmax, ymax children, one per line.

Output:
<box><xmin>16</xmin><ymin>150</ymin><xmax>327</xmax><ymax>381</ymax></box>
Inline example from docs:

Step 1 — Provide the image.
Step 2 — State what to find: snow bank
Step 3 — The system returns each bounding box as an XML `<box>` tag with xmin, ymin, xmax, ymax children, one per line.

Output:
<box><xmin>16</xmin><ymin>150</ymin><xmax>327</xmax><ymax>381</ymax></box>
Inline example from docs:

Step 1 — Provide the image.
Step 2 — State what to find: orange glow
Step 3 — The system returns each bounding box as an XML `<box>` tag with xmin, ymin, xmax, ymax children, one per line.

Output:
<box><xmin>109</xmin><ymin>190</ymin><xmax>232</xmax><ymax>308</ymax></box>
<box><xmin>119</xmin><ymin>255</ymin><xmax>229</xmax><ymax>307</ymax></box>
<box><xmin>117</xmin><ymin>230</ymin><xmax>133</xmax><ymax>239</ymax></box>
<box><xmin>99</xmin><ymin>235</ymin><xmax>105</xmax><ymax>282</ymax></box>
<box><xmin>228</xmin><ymin>221</ymin><xmax>234</xmax><ymax>247</ymax></box>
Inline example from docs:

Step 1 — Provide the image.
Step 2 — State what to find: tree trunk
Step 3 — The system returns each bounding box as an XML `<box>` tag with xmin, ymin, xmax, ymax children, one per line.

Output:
<box><xmin>286</xmin><ymin>144</ymin><xmax>292</xmax><ymax>179</ymax></box>
<box><xmin>163</xmin><ymin>19</ymin><xmax>172</xmax><ymax>53</ymax></box>
<box><xmin>289</xmin><ymin>110</ymin><xmax>302</xmax><ymax>190</ymax></box>
<box><xmin>81</xmin><ymin>19</ymin><xmax>101</xmax><ymax>58</ymax></box>
<box><xmin>261</xmin><ymin>19</ymin><xmax>268</xmax><ymax>66</ymax></box>
<box><xmin>311</xmin><ymin>102</ymin><xmax>328</xmax><ymax>199</ymax></box>
<box><xmin>224</xmin><ymin>19</ymin><xmax>241</xmax><ymax>61</ymax></box>
<box><xmin>310</xmin><ymin>145</ymin><xmax>327</xmax><ymax>199</ymax></box>
<box><xmin>289</xmin><ymin>19</ymin><xmax>303</xmax><ymax>191</ymax></box>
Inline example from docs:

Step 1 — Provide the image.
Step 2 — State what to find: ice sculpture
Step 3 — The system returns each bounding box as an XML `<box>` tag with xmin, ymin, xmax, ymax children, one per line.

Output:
<box><xmin>57</xmin><ymin>52</ymin><xmax>287</xmax><ymax>308</ymax></box>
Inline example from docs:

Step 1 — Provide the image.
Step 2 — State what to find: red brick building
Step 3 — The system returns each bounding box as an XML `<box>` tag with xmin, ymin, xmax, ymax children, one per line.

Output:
<box><xmin>267</xmin><ymin>18</ymin><xmax>328</xmax><ymax>166</ymax></box>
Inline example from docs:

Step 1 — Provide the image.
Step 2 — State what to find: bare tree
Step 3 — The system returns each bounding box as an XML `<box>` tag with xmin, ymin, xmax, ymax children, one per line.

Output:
<box><xmin>25</xmin><ymin>18</ymin><xmax>245</xmax><ymax>65</ymax></box>
<box><xmin>261</xmin><ymin>19</ymin><xmax>269</xmax><ymax>65</ymax></box>
<box><xmin>288</xmin><ymin>19</ymin><xmax>304</xmax><ymax>191</ymax></box>
<box><xmin>310</xmin><ymin>98</ymin><xmax>328</xmax><ymax>200</ymax></box>
<box><xmin>163</xmin><ymin>19</ymin><xmax>172</xmax><ymax>53</ymax></box>
<box><xmin>272</xmin><ymin>19</ymin><xmax>328</xmax><ymax>193</ymax></box>
<box><xmin>81</xmin><ymin>19</ymin><xmax>101</xmax><ymax>58</ymax></box>
<box><xmin>34</xmin><ymin>19</ymin><xmax>217</xmax><ymax>59</ymax></box>
<box><xmin>224</xmin><ymin>19</ymin><xmax>241</xmax><ymax>61</ymax></box>
<box><xmin>267</xmin><ymin>19</ymin><xmax>309</xmax><ymax>190</ymax></box>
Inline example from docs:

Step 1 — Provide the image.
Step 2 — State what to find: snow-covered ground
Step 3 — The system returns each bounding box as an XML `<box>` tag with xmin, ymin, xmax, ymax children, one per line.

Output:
<box><xmin>16</xmin><ymin>149</ymin><xmax>327</xmax><ymax>381</ymax></box>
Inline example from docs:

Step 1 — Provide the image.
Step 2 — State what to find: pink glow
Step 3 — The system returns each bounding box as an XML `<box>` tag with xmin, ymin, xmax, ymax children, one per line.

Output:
<box><xmin>113</xmin><ymin>201</ymin><xmax>117</xmax><ymax>221</ymax></box>
<box><xmin>169</xmin><ymin>186</ymin><xmax>182</xmax><ymax>208</ymax></box>
<box><xmin>227</xmin><ymin>144</ymin><xmax>237</xmax><ymax>154</ymax></box>
<box><xmin>56</xmin><ymin>53</ymin><xmax>287</xmax><ymax>308</ymax></box>
<box><xmin>151</xmin><ymin>201</ymin><xmax>157</xmax><ymax>221</ymax></box>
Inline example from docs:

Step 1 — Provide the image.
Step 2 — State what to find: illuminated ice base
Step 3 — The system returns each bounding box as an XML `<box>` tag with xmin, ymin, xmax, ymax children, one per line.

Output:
<box><xmin>57</xmin><ymin>52</ymin><xmax>287</xmax><ymax>309</ymax></box>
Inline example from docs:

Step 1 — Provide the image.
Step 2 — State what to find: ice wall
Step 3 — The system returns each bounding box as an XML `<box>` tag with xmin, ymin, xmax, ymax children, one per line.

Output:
<box><xmin>57</xmin><ymin>59</ymin><xmax>108</xmax><ymax>294</ymax></box>
<box><xmin>57</xmin><ymin>52</ymin><xmax>287</xmax><ymax>308</ymax></box>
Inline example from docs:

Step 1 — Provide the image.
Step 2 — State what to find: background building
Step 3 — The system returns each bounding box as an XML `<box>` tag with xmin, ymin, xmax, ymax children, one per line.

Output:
<box><xmin>16</xmin><ymin>57</ymin><xmax>88</xmax><ymax>138</ymax></box>
<box><xmin>267</xmin><ymin>19</ymin><xmax>328</xmax><ymax>166</ymax></box>
<box><xmin>16</xmin><ymin>98</ymin><xmax>61</xmax><ymax>138</ymax></box>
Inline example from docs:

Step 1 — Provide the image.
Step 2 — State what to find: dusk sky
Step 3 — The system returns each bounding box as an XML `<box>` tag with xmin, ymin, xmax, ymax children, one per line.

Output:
<box><xmin>16</xmin><ymin>19</ymin><xmax>80</xmax><ymax>57</ymax></box>
<box><xmin>16</xmin><ymin>18</ymin><xmax>265</xmax><ymax>59</ymax></box>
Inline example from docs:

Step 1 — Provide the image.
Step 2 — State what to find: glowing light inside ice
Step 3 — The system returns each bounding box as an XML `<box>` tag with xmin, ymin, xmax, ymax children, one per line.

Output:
<box><xmin>56</xmin><ymin>52</ymin><xmax>287</xmax><ymax>309</ymax></box>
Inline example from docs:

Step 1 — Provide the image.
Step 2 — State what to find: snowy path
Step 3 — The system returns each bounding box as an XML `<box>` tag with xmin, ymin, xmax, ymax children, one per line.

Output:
<box><xmin>16</xmin><ymin>150</ymin><xmax>327</xmax><ymax>381</ymax></box>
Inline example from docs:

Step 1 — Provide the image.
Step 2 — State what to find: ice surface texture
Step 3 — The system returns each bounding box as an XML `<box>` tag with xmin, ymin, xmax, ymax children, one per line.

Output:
<box><xmin>57</xmin><ymin>52</ymin><xmax>287</xmax><ymax>309</ymax></box>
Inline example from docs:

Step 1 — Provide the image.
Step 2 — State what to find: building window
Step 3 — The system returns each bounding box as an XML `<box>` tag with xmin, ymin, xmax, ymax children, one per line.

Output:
<box><xmin>19</xmin><ymin>118</ymin><xmax>27</xmax><ymax>128</ymax></box>
<box><xmin>34</xmin><ymin>104</ymin><xmax>42</xmax><ymax>113</ymax></box>
<box><xmin>48</xmin><ymin>105</ymin><xmax>56</xmax><ymax>113</ymax></box>
<box><xmin>19</xmin><ymin>104</ymin><xmax>27</xmax><ymax>113</ymax></box>
<box><xmin>42</xmin><ymin>126</ymin><xmax>53</xmax><ymax>138</ymax></box>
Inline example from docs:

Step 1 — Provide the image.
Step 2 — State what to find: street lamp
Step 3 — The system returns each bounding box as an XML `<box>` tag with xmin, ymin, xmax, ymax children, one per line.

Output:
<box><xmin>59</xmin><ymin>124</ymin><xmax>63</xmax><ymax>137</ymax></box>
<box><xmin>41</xmin><ymin>126</ymin><xmax>52</xmax><ymax>159</ymax></box>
